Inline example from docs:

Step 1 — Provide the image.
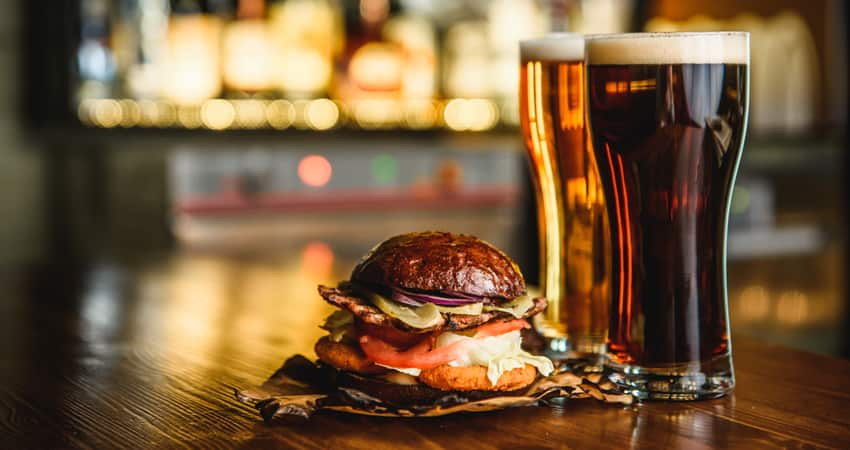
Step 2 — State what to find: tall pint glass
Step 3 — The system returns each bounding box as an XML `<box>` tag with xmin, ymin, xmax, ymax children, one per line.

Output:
<box><xmin>519</xmin><ymin>34</ymin><xmax>611</xmax><ymax>358</ymax></box>
<box><xmin>585</xmin><ymin>32</ymin><xmax>749</xmax><ymax>399</ymax></box>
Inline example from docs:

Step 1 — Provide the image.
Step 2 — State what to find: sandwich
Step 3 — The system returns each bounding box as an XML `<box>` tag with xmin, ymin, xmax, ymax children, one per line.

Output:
<box><xmin>315</xmin><ymin>231</ymin><xmax>554</xmax><ymax>405</ymax></box>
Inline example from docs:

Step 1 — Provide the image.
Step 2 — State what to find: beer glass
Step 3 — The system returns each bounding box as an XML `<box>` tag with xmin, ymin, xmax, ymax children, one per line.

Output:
<box><xmin>585</xmin><ymin>32</ymin><xmax>749</xmax><ymax>399</ymax></box>
<box><xmin>519</xmin><ymin>34</ymin><xmax>611</xmax><ymax>358</ymax></box>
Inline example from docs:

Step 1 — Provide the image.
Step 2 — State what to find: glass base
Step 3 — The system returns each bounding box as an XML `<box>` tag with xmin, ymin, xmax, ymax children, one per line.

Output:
<box><xmin>606</xmin><ymin>353</ymin><xmax>735</xmax><ymax>401</ymax></box>
<box><xmin>544</xmin><ymin>337</ymin><xmax>606</xmax><ymax>371</ymax></box>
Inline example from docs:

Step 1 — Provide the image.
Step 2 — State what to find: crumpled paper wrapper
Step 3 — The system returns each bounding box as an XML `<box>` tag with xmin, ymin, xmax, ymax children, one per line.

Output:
<box><xmin>235</xmin><ymin>355</ymin><xmax>633</xmax><ymax>421</ymax></box>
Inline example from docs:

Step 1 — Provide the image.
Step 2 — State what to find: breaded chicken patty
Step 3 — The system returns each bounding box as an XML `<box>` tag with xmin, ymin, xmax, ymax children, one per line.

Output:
<box><xmin>419</xmin><ymin>363</ymin><xmax>537</xmax><ymax>391</ymax></box>
<box><xmin>314</xmin><ymin>337</ymin><xmax>386</xmax><ymax>375</ymax></box>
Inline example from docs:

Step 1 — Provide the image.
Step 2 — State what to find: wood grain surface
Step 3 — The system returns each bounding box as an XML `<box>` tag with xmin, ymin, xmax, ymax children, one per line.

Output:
<box><xmin>1</xmin><ymin>256</ymin><xmax>849</xmax><ymax>449</ymax></box>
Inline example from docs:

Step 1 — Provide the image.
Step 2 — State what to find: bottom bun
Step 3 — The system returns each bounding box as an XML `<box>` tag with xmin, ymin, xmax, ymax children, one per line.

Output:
<box><xmin>315</xmin><ymin>336</ymin><xmax>540</xmax><ymax>407</ymax></box>
<box><xmin>419</xmin><ymin>364</ymin><xmax>537</xmax><ymax>391</ymax></box>
<box><xmin>336</xmin><ymin>371</ymin><xmax>528</xmax><ymax>408</ymax></box>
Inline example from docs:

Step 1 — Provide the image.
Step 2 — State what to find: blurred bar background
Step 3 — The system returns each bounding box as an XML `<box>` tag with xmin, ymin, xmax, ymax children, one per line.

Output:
<box><xmin>3</xmin><ymin>0</ymin><xmax>847</xmax><ymax>357</ymax></box>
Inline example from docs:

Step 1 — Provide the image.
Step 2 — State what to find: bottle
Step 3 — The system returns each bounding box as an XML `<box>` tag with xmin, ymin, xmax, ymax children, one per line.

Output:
<box><xmin>222</xmin><ymin>0</ymin><xmax>274</xmax><ymax>94</ymax></box>
<box><xmin>337</xmin><ymin>0</ymin><xmax>403</xmax><ymax>99</ymax></box>
<box><xmin>163</xmin><ymin>0</ymin><xmax>222</xmax><ymax>104</ymax></box>
<box><xmin>267</xmin><ymin>0</ymin><xmax>341</xmax><ymax>98</ymax></box>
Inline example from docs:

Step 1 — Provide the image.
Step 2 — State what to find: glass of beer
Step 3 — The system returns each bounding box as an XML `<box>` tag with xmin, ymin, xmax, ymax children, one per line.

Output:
<box><xmin>585</xmin><ymin>32</ymin><xmax>749</xmax><ymax>399</ymax></box>
<box><xmin>519</xmin><ymin>34</ymin><xmax>611</xmax><ymax>359</ymax></box>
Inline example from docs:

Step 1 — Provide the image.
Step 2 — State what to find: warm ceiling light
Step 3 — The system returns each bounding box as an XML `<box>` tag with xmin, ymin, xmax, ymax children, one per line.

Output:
<box><xmin>155</xmin><ymin>101</ymin><xmax>177</xmax><ymax>127</ymax></box>
<box><xmin>78</xmin><ymin>99</ymin><xmax>95</xmax><ymax>125</ymax></box>
<box><xmin>443</xmin><ymin>98</ymin><xmax>498</xmax><ymax>131</ymax></box>
<box><xmin>118</xmin><ymin>99</ymin><xmax>141</xmax><ymax>127</ymax></box>
<box><xmin>201</xmin><ymin>99</ymin><xmax>236</xmax><ymax>130</ymax></box>
<box><xmin>305</xmin><ymin>99</ymin><xmax>339</xmax><ymax>130</ymax></box>
<box><xmin>352</xmin><ymin>99</ymin><xmax>400</xmax><ymax>128</ymax></box>
<box><xmin>177</xmin><ymin>105</ymin><xmax>202</xmax><ymax>129</ymax></box>
<box><xmin>443</xmin><ymin>99</ymin><xmax>467</xmax><ymax>131</ymax></box>
<box><xmin>467</xmin><ymin>98</ymin><xmax>499</xmax><ymax>131</ymax></box>
<box><xmin>234</xmin><ymin>100</ymin><xmax>267</xmax><ymax>128</ymax></box>
<box><xmin>93</xmin><ymin>99</ymin><xmax>122</xmax><ymax>128</ymax></box>
<box><xmin>137</xmin><ymin>100</ymin><xmax>158</xmax><ymax>127</ymax></box>
<box><xmin>266</xmin><ymin>100</ymin><xmax>295</xmax><ymax>130</ymax></box>
<box><xmin>403</xmin><ymin>100</ymin><xmax>439</xmax><ymax>129</ymax></box>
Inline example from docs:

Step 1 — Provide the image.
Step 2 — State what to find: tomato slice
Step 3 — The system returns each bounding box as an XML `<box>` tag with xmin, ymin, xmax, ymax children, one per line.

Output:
<box><xmin>354</xmin><ymin>320</ymin><xmax>425</xmax><ymax>349</ymax></box>
<box><xmin>474</xmin><ymin>319</ymin><xmax>530</xmax><ymax>338</ymax></box>
<box><xmin>358</xmin><ymin>319</ymin><xmax>530</xmax><ymax>370</ymax></box>
<box><xmin>359</xmin><ymin>334</ymin><xmax>467</xmax><ymax>369</ymax></box>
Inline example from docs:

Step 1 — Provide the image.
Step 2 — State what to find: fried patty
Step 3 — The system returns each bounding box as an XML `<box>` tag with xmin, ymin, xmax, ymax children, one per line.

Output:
<box><xmin>314</xmin><ymin>336</ymin><xmax>387</xmax><ymax>375</ymax></box>
<box><xmin>317</xmin><ymin>285</ymin><xmax>547</xmax><ymax>334</ymax></box>
<box><xmin>419</xmin><ymin>363</ymin><xmax>537</xmax><ymax>391</ymax></box>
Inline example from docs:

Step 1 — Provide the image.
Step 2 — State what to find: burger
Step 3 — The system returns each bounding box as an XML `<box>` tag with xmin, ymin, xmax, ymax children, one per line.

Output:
<box><xmin>315</xmin><ymin>231</ymin><xmax>554</xmax><ymax>405</ymax></box>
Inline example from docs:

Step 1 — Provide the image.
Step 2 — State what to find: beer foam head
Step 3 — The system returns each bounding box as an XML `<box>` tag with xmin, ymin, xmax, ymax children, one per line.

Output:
<box><xmin>520</xmin><ymin>33</ymin><xmax>585</xmax><ymax>62</ymax></box>
<box><xmin>586</xmin><ymin>32</ymin><xmax>749</xmax><ymax>65</ymax></box>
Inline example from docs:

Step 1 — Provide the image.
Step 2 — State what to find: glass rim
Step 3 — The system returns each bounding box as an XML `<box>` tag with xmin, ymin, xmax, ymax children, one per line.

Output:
<box><xmin>520</xmin><ymin>33</ymin><xmax>585</xmax><ymax>62</ymax></box>
<box><xmin>585</xmin><ymin>31</ymin><xmax>749</xmax><ymax>65</ymax></box>
<box><xmin>585</xmin><ymin>31</ymin><xmax>749</xmax><ymax>41</ymax></box>
<box><xmin>519</xmin><ymin>32</ymin><xmax>585</xmax><ymax>45</ymax></box>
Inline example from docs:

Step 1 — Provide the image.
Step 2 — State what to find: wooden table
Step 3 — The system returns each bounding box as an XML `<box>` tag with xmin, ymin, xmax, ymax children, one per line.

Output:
<box><xmin>2</xmin><ymin>255</ymin><xmax>849</xmax><ymax>449</ymax></box>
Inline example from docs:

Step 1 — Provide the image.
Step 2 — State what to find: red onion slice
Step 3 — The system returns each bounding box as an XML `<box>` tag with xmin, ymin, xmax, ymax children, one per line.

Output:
<box><xmin>390</xmin><ymin>290</ymin><xmax>426</xmax><ymax>307</ymax></box>
<box><xmin>444</xmin><ymin>291</ymin><xmax>483</xmax><ymax>300</ymax></box>
<box><xmin>392</xmin><ymin>287</ymin><xmax>483</xmax><ymax>306</ymax></box>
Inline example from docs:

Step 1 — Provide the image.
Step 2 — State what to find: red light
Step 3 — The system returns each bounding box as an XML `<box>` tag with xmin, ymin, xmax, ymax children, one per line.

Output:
<box><xmin>302</xmin><ymin>241</ymin><xmax>334</xmax><ymax>277</ymax></box>
<box><xmin>298</xmin><ymin>154</ymin><xmax>332</xmax><ymax>187</ymax></box>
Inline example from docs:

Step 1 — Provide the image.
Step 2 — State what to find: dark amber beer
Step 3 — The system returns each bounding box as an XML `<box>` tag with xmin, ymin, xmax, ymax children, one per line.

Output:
<box><xmin>586</xmin><ymin>32</ymin><xmax>749</xmax><ymax>399</ymax></box>
<box><xmin>519</xmin><ymin>35</ymin><xmax>610</xmax><ymax>357</ymax></box>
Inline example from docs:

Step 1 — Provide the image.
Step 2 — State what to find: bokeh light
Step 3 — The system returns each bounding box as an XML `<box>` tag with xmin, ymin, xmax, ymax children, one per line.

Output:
<box><xmin>137</xmin><ymin>100</ymin><xmax>159</xmax><ymax>127</ymax></box>
<box><xmin>371</xmin><ymin>154</ymin><xmax>398</xmax><ymax>184</ymax></box>
<box><xmin>443</xmin><ymin>98</ymin><xmax>499</xmax><ymax>131</ymax></box>
<box><xmin>201</xmin><ymin>99</ymin><xmax>236</xmax><ymax>130</ymax></box>
<box><xmin>302</xmin><ymin>241</ymin><xmax>335</xmax><ymax>278</ymax></box>
<box><xmin>93</xmin><ymin>99</ymin><xmax>122</xmax><ymax>128</ymax></box>
<box><xmin>78</xmin><ymin>99</ymin><xmax>95</xmax><ymax>125</ymax></box>
<box><xmin>234</xmin><ymin>100</ymin><xmax>267</xmax><ymax>128</ymax></box>
<box><xmin>118</xmin><ymin>99</ymin><xmax>141</xmax><ymax>127</ymax></box>
<box><xmin>266</xmin><ymin>100</ymin><xmax>295</xmax><ymax>130</ymax></box>
<box><xmin>403</xmin><ymin>100</ymin><xmax>439</xmax><ymax>129</ymax></box>
<box><xmin>737</xmin><ymin>285</ymin><xmax>770</xmax><ymax>321</ymax></box>
<box><xmin>297</xmin><ymin>154</ymin><xmax>332</xmax><ymax>187</ymax></box>
<box><xmin>292</xmin><ymin>100</ymin><xmax>310</xmax><ymax>129</ymax></box>
<box><xmin>352</xmin><ymin>99</ymin><xmax>401</xmax><ymax>128</ymax></box>
<box><xmin>76</xmin><ymin>98</ymin><xmax>505</xmax><ymax>131</ymax></box>
<box><xmin>776</xmin><ymin>290</ymin><xmax>809</xmax><ymax>325</ymax></box>
<box><xmin>155</xmin><ymin>101</ymin><xmax>177</xmax><ymax>127</ymax></box>
<box><xmin>305</xmin><ymin>99</ymin><xmax>340</xmax><ymax>130</ymax></box>
<box><xmin>177</xmin><ymin>105</ymin><xmax>202</xmax><ymax>129</ymax></box>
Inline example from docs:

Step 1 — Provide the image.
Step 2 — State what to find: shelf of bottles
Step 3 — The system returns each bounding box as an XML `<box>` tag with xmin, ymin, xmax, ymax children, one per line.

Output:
<box><xmin>75</xmin><ymin>0</ymin><xmax>553</xmax><ymax>132</ymax></box>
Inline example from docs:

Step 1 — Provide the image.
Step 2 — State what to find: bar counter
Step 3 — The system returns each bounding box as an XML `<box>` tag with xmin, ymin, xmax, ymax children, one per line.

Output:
<box><xmin>2</xmin><ymin>253</ymin><xmax>848</xmax><ymax>449</ymax></box>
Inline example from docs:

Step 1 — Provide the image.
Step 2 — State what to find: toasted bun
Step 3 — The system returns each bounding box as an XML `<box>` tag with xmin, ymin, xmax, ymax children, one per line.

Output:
<box><xmin>314</xmin><ymin>337</ymin><xmax>387</xmax><ymax>375</ymax></box>
<box><xmin>351</xmin><ymin>231</ymin><xmax>526</xmax><ymax>299</ymax></box>
<box><xmin>419</xmin><ymin>364</ymin><xmax>538</xmax><ymax>391</ymax></box>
